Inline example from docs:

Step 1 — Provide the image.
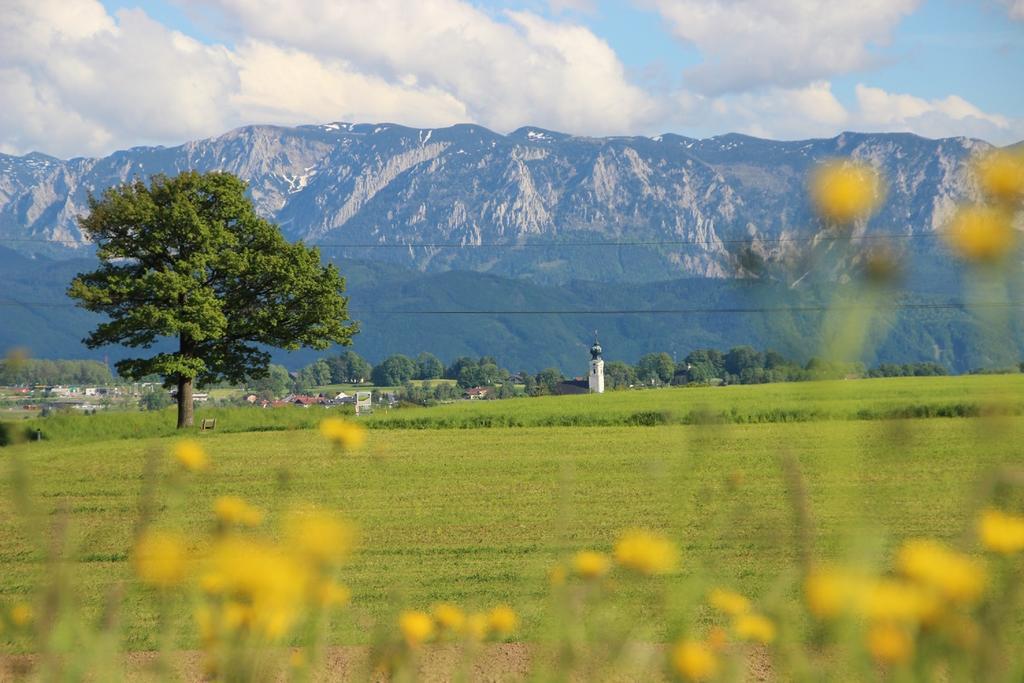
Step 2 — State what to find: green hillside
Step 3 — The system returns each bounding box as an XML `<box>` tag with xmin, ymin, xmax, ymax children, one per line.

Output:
<box><xmin>2</xmin><ymin>248</ymin><xmax>1021</xmax><ymax>373</ymax></box>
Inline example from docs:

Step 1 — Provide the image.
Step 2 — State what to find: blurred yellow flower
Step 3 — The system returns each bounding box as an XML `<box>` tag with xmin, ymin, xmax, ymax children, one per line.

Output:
<box><xmin>317</xmin><ymin>580</ymin><xmax>351</xmax><ymax>608</ymax></box>
<box><xmin>223</xmin><ymin>601</ymin><xmax>253</xmax><ymax>632</ymax></box>
<box><xmin>861</xmin><ymin>579</ymin><xmax>934</xmax><ymax>624</ymax></box>
<box><xmin>487</xmin><ymin>605</ymin><xmax>519</xmax><ymax>637</ymax></box>
<box><xmin>200</xmin><ymin>572</ymin><xmax>226</xmax><ymax>595</ymax></box>
<box><xmin>897</xmin><ymin>540</ymin><xmax>986</xmax><ymax>604</ymax></box>
<box><xmin>805</xmin><ymin>567</ymin><xmax>863</xmax><ymax>620</ymax></box>
<box><xmin>973</xmin><ymin>149</ymin><xmax>1024</xmax><ymax>204</ymax></box>
<box><xmin>319</xmin><ymin>417</ymin><xmax>367</xmax><ymax>450</ymax></box>
<box><xmin>173</xmin><ymin>439</ymin><xmax>209</xmax><ymax>471</ymax></box>
<box><xmin>432</xmin><ymin>603</ymin><xmax>466</xmax><ymax>632</ymax></box>
<box><xmin>289</xmin><ymin>649</ymin><xmax>307</xmax><ymax>669</ymax></box>
<box><xmin>214</xmin><ymin>495</ymin><xmax>264</xmax><ymax>527</ymax></box>
<box><xmin>206</xmin><ymin>537</ymin><xmax>310</xmax><ymax>640</ymax></box>
<box><xmin>133</xmin><ymin>531</ymin><xmax>188</xmax><ymax>588</ymax></box>
<box><xmin>867</xmin><ymin>622</ymin><xmax>913</xmax><ymax>666</ymax></box>
<box><xmin>194</xmin><ymin>605</ymin><xmax>216</xmax><ymax>646</ymax></box>
<box><xmin>10</xmin><ymin>603</ymin><xmax>33</xmax><ymax>627</ymax></box>
<box><xmin>465</xmin><ymin>612</ymin><xmax>489</xmax><ymax>641</ymax></box>
<box><xmin>978</xmin><ymin>508</ymin><xmax>1024</xmax><ymax>554</ymax></box>
<box><xmin>285</xmin><ymin>508</ymin><xmax>357</xmax><ymax>566</ymax></box>
<box><xmin>943</xmin><ymin>204</ymin><xmax>1016</xmax><ymax>263</ymax></box>
<box><xmin>733</xmin><ymin>613</ymin><xmax>776</xmax><ymax>644</ymax></box>
<box><xmin>861</xmin><ymin>244</ymin><xmax>903</xmax><ymax>284</ymax></box>
<box><xmin>614</xmin><ymin>529</ymin><xmax>679</xmax><ymax>575</ymax></box>
<box><xmin>572</xmin><ymin>550</ymin><xmax>611</xmax><ymax>579</ymax></box>
<box><xmin>708</xmin><ymin>588</ymin><xmax>750</xmax><ymax>616</ymax></box>
<box><xmin>810</xmin><ymin>160</ymin><xmax>884</xmax><ymax>224</ymax></box>
<box><xmin>671</xmin><ymin>639</ymin><xmax>718</xmax><ymax>681</ymax></box>
<box><xmin>399</xmin><ymin>610</ymin><xmax>435</xmax><ymax>647</ymax></box>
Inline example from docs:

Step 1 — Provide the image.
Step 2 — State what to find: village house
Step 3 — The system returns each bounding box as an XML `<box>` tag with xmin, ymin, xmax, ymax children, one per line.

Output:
<box><xmin>464</xmin><ymin>386</ymin><xmax>491</xmax><ymax>400</ymax></box>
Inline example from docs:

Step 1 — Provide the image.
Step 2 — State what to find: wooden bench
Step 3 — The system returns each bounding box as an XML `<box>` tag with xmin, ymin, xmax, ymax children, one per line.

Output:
<box><xmin>200</xmin><ymin>418</ymin><xmax>217</xmax><ymax>431</ymax></box>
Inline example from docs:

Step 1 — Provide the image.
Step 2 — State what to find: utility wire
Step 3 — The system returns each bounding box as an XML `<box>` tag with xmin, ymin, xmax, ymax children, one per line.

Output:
<box><xmin>0</xmin><ymin>300</ymin><xmax>1018</xmax><ymax>315</ymax></box>
<box><xmin>0</xmin><ymin>233</ymin><xmax>945</xmax><ymax>249</ymax></box>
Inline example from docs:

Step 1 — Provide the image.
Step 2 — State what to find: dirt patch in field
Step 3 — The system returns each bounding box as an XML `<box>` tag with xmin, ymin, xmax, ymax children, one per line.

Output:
<box><xmin>2</xmin><ymin>643</ymin><xmax>773</xmax><ymax>681</ymax></box>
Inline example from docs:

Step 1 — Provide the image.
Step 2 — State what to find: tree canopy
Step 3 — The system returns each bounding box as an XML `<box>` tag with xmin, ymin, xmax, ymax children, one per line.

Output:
<box><xmin>68</xmin><ymin>171</ymin><xmax>356</xmax><ymax>427</ymax></box>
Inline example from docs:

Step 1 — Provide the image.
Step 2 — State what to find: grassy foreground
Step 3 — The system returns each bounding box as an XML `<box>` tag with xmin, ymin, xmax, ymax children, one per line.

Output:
<box><xmin>2</xmin><ymin>407</ymin><xmax>1021</xmax><ymax>651</ymax></box>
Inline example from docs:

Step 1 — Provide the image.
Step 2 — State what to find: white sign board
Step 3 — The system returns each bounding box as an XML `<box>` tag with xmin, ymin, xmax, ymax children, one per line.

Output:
<box><xmin>355</xmin><ymin>391</ymin><xmax>373</xmax><ymax>416</ymax></box>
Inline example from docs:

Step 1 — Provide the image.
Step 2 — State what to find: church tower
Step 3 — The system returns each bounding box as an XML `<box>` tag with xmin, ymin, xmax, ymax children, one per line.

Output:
<box><xmin>588</xmin><ymin>333</ymin><xmax>605</xmax><ymax>394</ymax></box>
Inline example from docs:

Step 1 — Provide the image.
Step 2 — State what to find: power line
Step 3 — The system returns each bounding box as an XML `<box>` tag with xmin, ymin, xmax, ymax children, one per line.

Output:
<box><xmin>0</xmin><ymin>300</ymin><xmax>1018</xmax><ymax>315</ymax></box>
<box><xmin>0</xmin><ymin>232</ymin><xmax>945</xmax><ymax>250</ymax></box>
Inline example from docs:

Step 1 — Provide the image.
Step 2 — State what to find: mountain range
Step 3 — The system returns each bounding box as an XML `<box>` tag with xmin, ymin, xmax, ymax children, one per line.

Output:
<box><xmin>0</xmin><ymin>122</ymin><xmax>1020</xmax><ymax>372</ymax></box>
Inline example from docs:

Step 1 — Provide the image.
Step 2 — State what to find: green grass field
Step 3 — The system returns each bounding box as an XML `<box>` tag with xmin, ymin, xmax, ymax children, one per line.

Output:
<box><xmin>2</xmin><ymin>375</ymin><xmax>1022</xmax><ymax>652</ymax></box>
<box><xmin>6</xmin><ymin>374</ymin><xmax>1024</xmax><ymax>446</ymax></box>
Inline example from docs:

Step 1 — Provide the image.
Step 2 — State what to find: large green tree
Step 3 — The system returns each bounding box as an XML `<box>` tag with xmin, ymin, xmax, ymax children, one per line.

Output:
<box><xmin>68</xmin><ymin>171</ymin><xmax>357</xmax><ymax>428</ymax></box>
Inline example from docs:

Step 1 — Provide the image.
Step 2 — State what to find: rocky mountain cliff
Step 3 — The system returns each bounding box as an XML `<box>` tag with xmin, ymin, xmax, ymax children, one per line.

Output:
<box><xmin>0</xmin><ymin>123</ymin><xmax>996</xmax><ymax>283</ymax></box>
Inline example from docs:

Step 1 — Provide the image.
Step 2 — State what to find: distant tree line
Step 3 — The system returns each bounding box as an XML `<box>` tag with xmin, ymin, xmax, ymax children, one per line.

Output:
<box><xmin>244</xmin><ymin>347</ymin><xmax>958</xmax><ymax>402</ymax></box>
<box><xmin>0</xmin><ymin>359</ymin><xmax>113</xmax><ymax>386</ymax></box>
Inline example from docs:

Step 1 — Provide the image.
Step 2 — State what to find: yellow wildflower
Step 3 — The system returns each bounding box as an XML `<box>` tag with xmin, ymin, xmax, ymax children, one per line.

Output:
<box><xmin>978</xmin><ymin>508</ymin><xmax>1024</xmax><ymax>555</ymax></box>
<box><xmin>943</xmin><ymin>204</ymin><xmax>1016</xmax><ymax>264</ymax></box>
<box><xmin>810</xmin><ymin>160</ymin><xmax>884</xmax><ymax>224</ymax></box>
<box><xmin>432</xmin><ymin>603</ymin><xmax>466</xmax><ymax>632</ymax></box>
<box><xmin>285</xmin><ymin>508</ymin><xmax>357</xmax><ymax>567</ymax></box>
<box><xmin>805</xmin><ymin>567</ymin><xmax>864</xmax><ymax>620</ymax></box>
<box><xmin>133</xmin><ymin>531</ymin><xmax>188</xmax><ymax>588</ymax></box>
<box><xmin>317</xmin><ymin>580</ymin><xmax>352</xmax><ymax>608</ymax></box>
<box><xmin>289</xmin><ymin>649</ymin><xmax>307</xmax><ymax>669</ymax></box>
<box><xmin>319</xmin><ymin>417</ymin><xmax>367</xmax><ymax>450</ymax></box>
<box><xmin>897</xmin><ymin>539</ymin><xmax>986</xmax><ymax>604</ymax></box>
<box><xmin>572</xmin><ymin>550</ymin><xmax>611</xmax><ymax>579</ymax></box>
<box><xmin>671</xmin><ymin>639</ymin><xmax>718</xmax><ymax>681</ymax></box>
<box><xmin>465</xmin><ymin>612</ymin><xmax>489</xmax><ymax>641</ymax></box>
<box><xmin>973</xmin><ymin>149</ymin><xmax>1024</xmax><ymax>204</ymax></box>
<box><xmin>487</xmin><ymin>605</ymin><xmax>519</xmax><ymax>637</ymax></box>
<box><xmin>214</xmin><ymin>495</ymin><xmax>264</xmax><ymax>527</ymax></box>
<box><xmin>867</xmin><ymin>622</ymin><xmax>913</xmax><ymax>666</ymax></box>
<box><xmin>732</xmin><ymin>613</ymin><xmax>776</xmax><ymax>645</ymax></box>
<box><xmin>861</xmin><ymin>579</ymin><xmax>932</xmax><ymax>624</ymax></box>
<box><xmin>207</xmin><ymin>537</ymin><xmax>310</xmax><ymax>640</ymax></box>
<box><xmin>708</xmin><ymin>588</ymin><xmax>750</xmax><ymax>616</ymax></box>
<box><xmin>173</xmin><ymin>439</ymin><xmax>209</xmax><ymax>471</ymax></box>
<box><xmin>10</xmin><ymin>603</ymin><xmax>33</xmax><ymax>627</ymax></box>
<box><xmin>399</xmin><ymin>610</ymin><xmax>434</xmax><ymax>647</ymax></box>
<box><xmin>223</xmin><ymin>601</ymin><xmax>253</xmax><ymax>632</ymax></box>
<box><xmin>861</xmin><ymin>244</ymin><xmax>902</xmax><ymax>284</ymax></box>
<box><xmin>614</xmin><ymin>529</ymin><xmax>679</xmax><ymax>575</ymax></box>
<box><xmin>194</xmin><ymin>605</ymin><xmax>216</xmax><ymax>646</ymax></box>
<box><xmin>200</xmin><ymin>572</ymin><xmax>226</xmax><ymax>595</ymax></box>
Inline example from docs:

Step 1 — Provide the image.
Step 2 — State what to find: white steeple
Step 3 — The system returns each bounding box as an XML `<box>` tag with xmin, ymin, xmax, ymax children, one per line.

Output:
<box><xmin>588</xmin><ymin>332</ymin><xmax>605</xmax><ymax>394</ymax></box>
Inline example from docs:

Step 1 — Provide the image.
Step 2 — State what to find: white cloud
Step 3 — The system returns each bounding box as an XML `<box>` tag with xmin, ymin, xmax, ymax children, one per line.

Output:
<box><xmin>644</xmin><ymin>0</ymin><xmax>919</xmax><ymax>93</ymax></box>
<box><xmin>852</xmin><ymin>85</ymin><xmax>1016</xmax><ymax>141</ymax></box>
<box><xmin>666</xmin><ymin>82</ymin><xmax>1024</xmax><ymax>144</ymax></box>
<box><xmin>0</xmin><ymin>1</ymin><xmax>238</xmax><ymax>157</ymax></box>
<box><xmin>0</xmin><ymin>0</ymin><xmax>655</xmax><ymax>157</ymax></box>
<box><xmin>186</xmin><ymin>0</ymin><xmax>655</xmax><ymax>135</ymax></box>
<box><xmin>1000</xmin><ymin>0</ymin><xmax>1024</xmax><ymax>20</ymax></box>
<box><xmin>0</xmin><ymin>0</ymin><xmax>1019</xmax><ymax>157</ymax></box>
<box><xmin>232</xmin><ymin>41</ymin><xmax>469</xmax><ymax>127</ymax></box>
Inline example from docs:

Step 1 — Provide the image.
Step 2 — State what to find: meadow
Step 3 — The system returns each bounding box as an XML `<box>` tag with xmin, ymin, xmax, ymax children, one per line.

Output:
<box><xmin>2</xmin><ymin>375</ymin><xmax>1022</xmax><ymax>670</ymax></box>
<box><xmin>6</xmin><ymin>374</ymin><xmax>1024</xmax><ymax>446</ymax></box>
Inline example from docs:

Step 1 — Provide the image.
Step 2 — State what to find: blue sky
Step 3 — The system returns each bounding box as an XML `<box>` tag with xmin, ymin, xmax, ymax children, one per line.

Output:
<box><xmin>3</xmin><ymin>0</ymin><xmax>1022</xmax><ymax>157</ymax></box>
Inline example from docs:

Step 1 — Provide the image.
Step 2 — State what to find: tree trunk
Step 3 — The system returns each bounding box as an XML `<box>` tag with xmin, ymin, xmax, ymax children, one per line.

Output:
<box><xmin>177</xmin><ymin>375</ymin><xmax>194</xmax><ymax>428</ymax></box>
